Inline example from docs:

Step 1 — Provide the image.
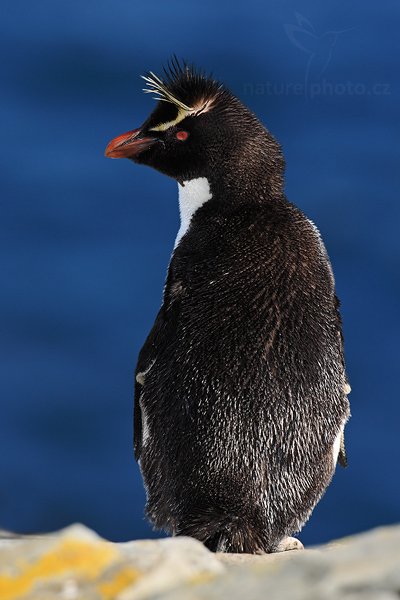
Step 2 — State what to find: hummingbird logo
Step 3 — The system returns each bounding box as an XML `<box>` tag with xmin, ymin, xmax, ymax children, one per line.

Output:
<box><xmin>284</xmin><ymin>13</ymin><xmax>352</xmax><ymax>94</ymax></box>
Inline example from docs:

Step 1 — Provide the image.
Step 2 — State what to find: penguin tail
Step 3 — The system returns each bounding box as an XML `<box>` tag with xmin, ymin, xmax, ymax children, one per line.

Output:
<box><xmin>176</xmin><ymin>507</ymin><xmax>272</xmax><ymax>554</ymax></box>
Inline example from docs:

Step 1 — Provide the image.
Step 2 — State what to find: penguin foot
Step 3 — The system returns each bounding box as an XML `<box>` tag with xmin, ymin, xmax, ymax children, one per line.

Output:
<box><xmin>275</xmin><ymin>536</ymin><xmax>304</xmax><ymax>552</ymax></box>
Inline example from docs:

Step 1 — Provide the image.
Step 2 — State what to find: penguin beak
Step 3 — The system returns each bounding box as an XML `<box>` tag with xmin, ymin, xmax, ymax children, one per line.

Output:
<box><xmin>105</xmin><ymin>128</ymin><xmax>158</xmax><ymax>159</ymax></box>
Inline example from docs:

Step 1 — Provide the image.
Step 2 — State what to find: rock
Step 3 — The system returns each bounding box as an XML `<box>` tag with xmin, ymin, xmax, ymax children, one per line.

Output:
<box><xmin>165</xmin><ymin>525</ymin><xmax>400</xmax><ymax>600</ymax></box>
<box><xmin>116</xmin><ymin>537</ymin><xmax>224</xmax><ymax>600</ymax></box>
<box><xmin>0</xmin><ymin>524</ymin><xmax>222</xmax><ymax>600</ymax></box>
<box><xmin>0</xmin><ymin>523</ymin><xmax>399</xmax><ymax>599</ymax></box>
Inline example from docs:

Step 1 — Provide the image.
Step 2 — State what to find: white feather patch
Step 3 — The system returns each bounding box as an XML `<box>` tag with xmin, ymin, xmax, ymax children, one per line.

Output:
<box><xmin>332</xmin><ymin>425</ymin><xmax>344</xmax><ymax>466</ymax></box>
<box><xmin>306</xmin><ymin>218</ymin><xmax>335</xmax><ymax>286</ymax></box>
<box><xmin>344</xmin><ymin>382</ymin><xmax>351</xmax><ymax>395</ymax></box>
<box><xmin>136</xmin><ymin>360</ymin><xmax>155</xmax><ymax>386</ymax></box>
<box><xmin>141</xmin><ymin>402</ymin><xmax>150</xmax><ymax>447</ymax></box>
<box><xmin>136</xmin><ymin>361</ymin><xmax>155</xmax><ymax>447</ymax></box>
<box><xmin>174</xmin><ymin>177</ymin><xmax>212</xmax><ymax>248</ymax></box>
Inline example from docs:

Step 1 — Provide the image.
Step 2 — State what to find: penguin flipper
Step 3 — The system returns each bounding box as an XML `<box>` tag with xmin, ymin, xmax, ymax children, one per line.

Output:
<box><xmin>334</xmin><ymin>294</ymin><xmax>350</xmax><ymax>468</ymax></box>
<box><xmin>134</xmin><ymin>296</ymin><xmax>181</xmax><ymax>461</ymax></box>
<box><xmin>134</xmin><ymin>380</ymin><xmax>143</xmax><ymax>462</ymax></box>
<box><xmin>334</xmin><ymin>295</ymin><xmax>352</xmax><ymax>396</ymax></box>
<box><xmin>134</xmin><ymin>307</ymin><xmax>167</xmax><ymax>461</ymax></box>
<box><xmin>338</xmin><ymin>431</ymin><xmax>348</xmax><ymax>468</ymax></box>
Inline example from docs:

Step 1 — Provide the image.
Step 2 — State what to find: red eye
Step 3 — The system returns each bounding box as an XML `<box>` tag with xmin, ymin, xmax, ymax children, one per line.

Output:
<box><xmin>176</xmin><ymin>130</ymin><xmax>189</xmax><ymax>141</ymax></box>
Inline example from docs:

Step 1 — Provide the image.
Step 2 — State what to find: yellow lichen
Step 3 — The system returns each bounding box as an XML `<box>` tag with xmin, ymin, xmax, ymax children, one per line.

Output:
<box><xmin>189</xmin><ymin>571</ymin><xmax>218</xmax><ymax>586</ymax></box>
<box><xmin>98</xmin><ymin>567</ymin><xmax>139</xmax><ymax>599</ymax></box>
<box><xmin>0</xmin><ymin>538</ymin><xmax>118</xmax><ymax>600</ymax></box>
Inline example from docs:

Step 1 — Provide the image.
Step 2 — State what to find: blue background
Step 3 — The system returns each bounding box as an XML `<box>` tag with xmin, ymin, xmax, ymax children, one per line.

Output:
<box><xmin>1</xmin><ymin>0</ymin><xmax>399</xmax><ymax>544</ymax></box>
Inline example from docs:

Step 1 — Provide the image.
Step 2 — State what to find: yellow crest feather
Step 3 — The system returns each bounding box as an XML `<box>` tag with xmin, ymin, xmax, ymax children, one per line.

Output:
<box><xmin>141</xmin><ymin>72</ymin><xmax>194</xmax><ymax>112</ymax></box>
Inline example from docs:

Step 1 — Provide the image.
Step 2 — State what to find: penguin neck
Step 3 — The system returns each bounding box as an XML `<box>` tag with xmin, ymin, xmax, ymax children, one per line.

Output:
<box><xmin>173</xmin><ymin>148</ymin><xmax>286</xmax><ymax>248</ymax></box>
<box><xmin>208</xmin><ymin>160</ymin><xmax>284</xmax><ymax>204</ymax></box>
<box><xmin>207</xmin><ymin>131</ymin><xmax>286</xmax><ymax>203</ymax></box>
<box><xmin>174</xmin><ymin>177</ymin><xmax>213</xmax><ymax>249</ymax></box>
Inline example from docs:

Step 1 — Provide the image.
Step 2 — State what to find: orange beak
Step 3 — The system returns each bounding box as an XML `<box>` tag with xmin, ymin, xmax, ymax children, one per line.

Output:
<box><xmin>105</xmin><ymin>128</ymin><xmax>158</xmax><ymax>159</ymax></box>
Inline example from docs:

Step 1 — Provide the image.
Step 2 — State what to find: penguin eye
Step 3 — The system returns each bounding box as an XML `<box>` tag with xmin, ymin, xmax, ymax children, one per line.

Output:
<box><xmin>176</xmin><ymin>130</ymin><xmax>189</xmax><ymax>141</ymax></box>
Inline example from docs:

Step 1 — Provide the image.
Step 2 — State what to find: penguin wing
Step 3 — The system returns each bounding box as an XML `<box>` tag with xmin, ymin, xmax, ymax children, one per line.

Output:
<box><xmin>334</xmin><ymin>294</ymin><xmax>350</xmax><ymax>468</ymax></box>
<box><xmin>334</xmin><ymin>294</ymin><xmax>346</xmax><ymax>378</ymax></box>
<box><xmin>338</xmin><ymin>431</ymin><xmax>348</xmax><ymax>468</ymax></box>
<box><xmin>133</xmin><ymin>378</ymin><xmax>143</xmax><ymax>461</ymax></box>
<box><xmin>134</xmin><ymin>292</ymin><xmax>181</xmax><ymax>460</ymax></box>
<box><xmin>134</xmin><ymin>307</ymin><xmax>165</xmax><ymax>461</ymax></box>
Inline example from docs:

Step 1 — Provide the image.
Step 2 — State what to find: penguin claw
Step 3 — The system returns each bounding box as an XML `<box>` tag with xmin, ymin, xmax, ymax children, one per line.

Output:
<box><xmin>276</xmin><ymin>536</ymin><xmax>304</xmax><ymax>552</ymax></box>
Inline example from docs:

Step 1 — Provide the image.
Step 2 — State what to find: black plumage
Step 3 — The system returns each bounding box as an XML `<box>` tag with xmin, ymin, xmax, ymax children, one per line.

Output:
<box><xmin>106</xmin><ymin>60</ymin><xmax>350</xmax><ymax>553</ymax></box>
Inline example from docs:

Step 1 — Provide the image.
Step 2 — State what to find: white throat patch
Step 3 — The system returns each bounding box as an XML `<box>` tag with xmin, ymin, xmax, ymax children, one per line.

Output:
<box><xmin>174</xmin><ymin>177</ymin><xmax>212</xmax><ymax>248</ymax></box>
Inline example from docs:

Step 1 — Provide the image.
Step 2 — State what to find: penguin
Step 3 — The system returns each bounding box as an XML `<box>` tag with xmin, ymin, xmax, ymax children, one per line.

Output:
<box><xmin>105</xmin><ymin>58</ymin><xmax>351</xmax><ymax>554</ymax></box>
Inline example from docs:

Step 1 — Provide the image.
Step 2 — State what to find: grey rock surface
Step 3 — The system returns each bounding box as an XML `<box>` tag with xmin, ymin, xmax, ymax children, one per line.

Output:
<box><xmin>0</xmin><ymin>523</ymin><xmax>398</xmax><ymax>599</ymax></box>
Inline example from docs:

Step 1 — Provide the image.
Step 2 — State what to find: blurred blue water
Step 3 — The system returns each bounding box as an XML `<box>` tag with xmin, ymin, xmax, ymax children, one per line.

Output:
<box><xmin>1</xmin><ymin>0</ymin><xmax>399</xmax><ymax>544</ymax></box>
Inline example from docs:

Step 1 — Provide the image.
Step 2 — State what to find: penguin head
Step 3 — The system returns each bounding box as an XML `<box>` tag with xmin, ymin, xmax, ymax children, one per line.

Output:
<box><xmin>105</xmin><ymin>60</ymin><xmax>284</xmax><ymax>194</ymax></box>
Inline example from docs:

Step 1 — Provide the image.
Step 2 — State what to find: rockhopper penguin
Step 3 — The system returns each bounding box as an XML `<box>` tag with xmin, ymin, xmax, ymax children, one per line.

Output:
<box><xmin>105</xmin><ymin>59</ymin><xmax>351</xmax><ymax>554</ymax></box>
